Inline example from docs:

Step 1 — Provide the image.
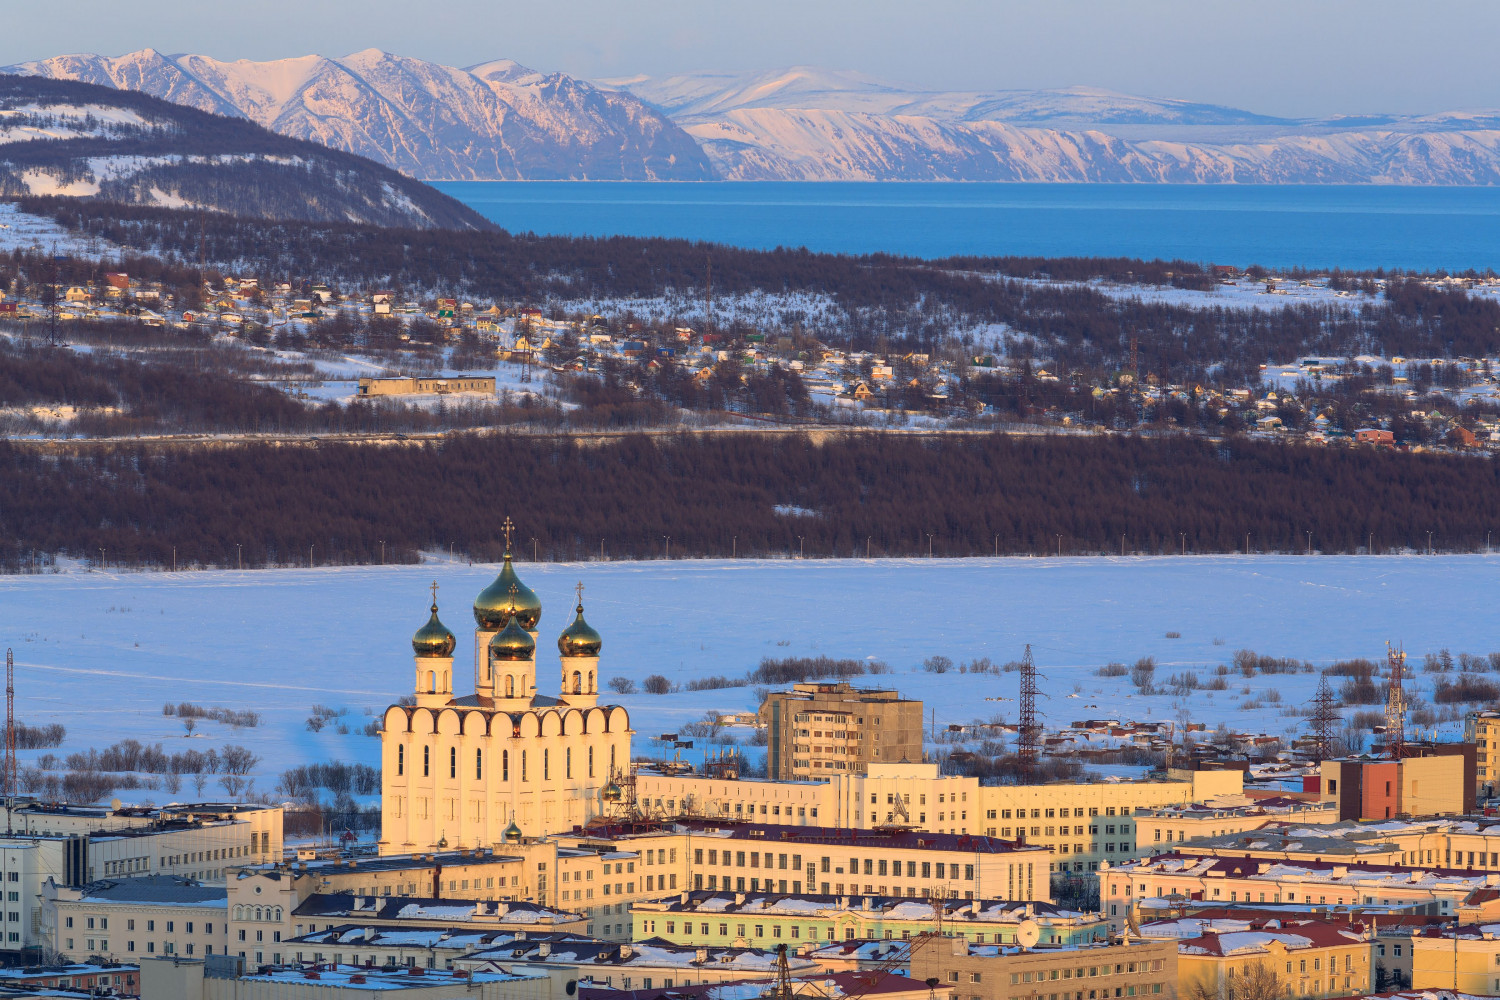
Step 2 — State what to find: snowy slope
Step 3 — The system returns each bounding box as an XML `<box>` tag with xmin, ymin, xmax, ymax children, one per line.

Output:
<box><xmin>0</xmin><ymin>554</ymin><xmax>1492</xmax><ymax>806</ymax></box>
<box><xmin>608</xmin><ymin>67</ymin><xmax>1500</xmax><ymax>183</ymax></box>
<box><xmin>6</xmin><ymin>50</ymin><xmax>714</xmax><ymax>181</ymax></box>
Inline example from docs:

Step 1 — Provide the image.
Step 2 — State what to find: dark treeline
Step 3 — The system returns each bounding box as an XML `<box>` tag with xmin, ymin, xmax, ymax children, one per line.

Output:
<box><xmin>2</xmin><ymin>432</ymin><xmax>1499</xmax><ymax>570</ymax></box>
<box><xmin>21</xmin><ymin>199</ymin><xmax>1500</xmax><ymax>384</ymax></box>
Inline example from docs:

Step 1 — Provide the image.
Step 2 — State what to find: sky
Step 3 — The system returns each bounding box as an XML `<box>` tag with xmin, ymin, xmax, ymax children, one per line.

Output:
<box><xmin>2</xmin><ymin>0</ymin><xmax>1497</xmax><ymax>119</ymax></box>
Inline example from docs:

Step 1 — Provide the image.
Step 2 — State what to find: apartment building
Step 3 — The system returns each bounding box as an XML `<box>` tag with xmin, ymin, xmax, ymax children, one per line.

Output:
<box><xmin>1465</xmin><ymin>712</ymin><xmax>1500</xmax><ymax>798</ymax></box>
<box><xmin>1138</xmin><ymin>915</ymin><xmax>1370</xmax><ymax>1000</ymax></box>
<box><xmin>1408</xmin><ymin>923</ymin><xmax>1500</xmax><ymax>993</ymax></box>
<box><xmin>638</xmin><ymin>762</ymin><xmax>1242</xmax><ymax>874</ymax></box>
<box><xmin>1133</xmin><ymin>799</ymin><xmax>1339</xmax><ymax>854</ymax></box>
<box><xmin>43</xmin><ymin>875</ymin><xmax>227</xmax><ymax>964</ymax></box>
<box><xmin>1099</xmin><ymin>854</ymin><xmax>1500</xmax><ymax>931</ymax></box>
<box><xmin>763</xmin><ymin>682</ymin><xmax>924</xmax><ymax>780</ymax></box>
<box><xmin>1319</xmin><ymin>748</ymin><xmax>1474</xmax><ymax>820</ymax></box>
<box><xmin>909</xmin><ymin>934</ymin><xmax>1177</xmax><ymax>1000</ymax></box>
<box><xmin>560</xmin><ymin>821</ymin><xmax>1054</xmax><ymax>905</ymax></box>
<box><xmin>141</xmin><ymin>956</ymin><xmax>548</xmax><ymax>1000</ymax></box>
<box><xmin>631</xmin><ymin>894</ymin><xmax>1105</xmax><ymax>950</ymax></box>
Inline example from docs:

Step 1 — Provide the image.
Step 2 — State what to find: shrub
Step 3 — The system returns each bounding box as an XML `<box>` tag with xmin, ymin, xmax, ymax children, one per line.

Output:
<box><xmin>749</xmin><ymin>657</ymin><xmax>879</xmax><ymax>685</ymax></box>
<box><xmin>1096</xmin><ymin>662</ymin><xmax>1128</xmax><ymax>678</ymax></box>
<box><xmin>923</xmin><ymin>656</ymin><xmax>953</xmax><ymax>674</ymax></box>
<box><xmin>1339</xmin><ymin>677</ymin><xmax>1385</xmax><ymax>705</ymax></box>
<box><xmin>608</xmin><ymin>677</ymin><xmax>637</xmax><ymax>695</ymax></box>
<box><xmin>685</xmin><ymin>675</ymin><xmax>746</xmax><ymax>691</ymax></box>
<box><xmin>1130</xmin><ymin>658</ymin><xmax>1156</xmax><ymax>690</ymax></box>
<box><xmin>1324</xmin><ymin>658</ymin><xmax>1377</xmax><ymax>680</ymax></box>
<box><xmin>1433</xmin><ymin>676</ymin><xmax>1500</xmax><ymax>704</ymax></box>
<box><xmin>642</xmin><ymin>675</ymin><xmax>673</xmax><ymax>695</ymax></box>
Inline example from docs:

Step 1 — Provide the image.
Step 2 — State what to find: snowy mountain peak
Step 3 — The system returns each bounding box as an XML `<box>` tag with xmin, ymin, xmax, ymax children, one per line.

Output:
<box><xmin>5</xmin><ymin>48</ymin><xmax>715</xmax><ymax>181</ymax></box>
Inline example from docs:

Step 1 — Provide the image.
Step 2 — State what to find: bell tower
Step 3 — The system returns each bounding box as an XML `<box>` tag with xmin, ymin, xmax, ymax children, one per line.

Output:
<box><xmin>558</xmin><ymin>582</ymin><xmax>601</xmax><ymax>708</ymax></box>
<box><xmin>411</xmin><ymin>582</ymin><xmax>455</xmax><ymax>709</ymax></box>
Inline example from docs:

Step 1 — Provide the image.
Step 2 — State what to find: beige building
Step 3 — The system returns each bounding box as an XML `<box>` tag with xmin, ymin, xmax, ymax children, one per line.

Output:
<box><xmin>910</xmin><ymin>934</ymin><xmax>1177</xmax><ymax>1000</ymax></box>
<box><xmin>639</xmin><ymin>763</ymin><xmax>1243</xmax><ymax>875</ymax></box>
<box><xmin>1099</xmin><ymin>854</ymin><xmax>1500</xmax><ymax>932</ymax></box>
<box><xmin>764</xmin><ymin>682</ymin><xmax>924</xmax><ymax>780</ymax></box>
<box><xmin>357</xmin><ymin>375</ymin><xmax>496</xmax><ymax>396</ymax></box>
<box><xmin>563</xmin><ymin>820</ymin><xmax>1053</xmax><ymax>904</ymax></box>
<box><xmin>43</xmin><ymin>875</ymin><xmax>227</xmax><ymax>963</ymax></box>
<box><xmin>1467</xmin><ymin>711</ymin><xmax>1500</xmax><ymax>797</ymax></box>
<box><xmin>1133</xmin><ymin>799</ymin><xmax>1339</xmax><ymax>854</ymax></box>
<box><xmin>380</xmin><ymin>557</ymin><xmax>631</xmax><ymax>853</ymax></box>
<box><xmin>142</xmin><ymin>956</ymin><xmax>548</xmax><ymax>1000</ymax></box>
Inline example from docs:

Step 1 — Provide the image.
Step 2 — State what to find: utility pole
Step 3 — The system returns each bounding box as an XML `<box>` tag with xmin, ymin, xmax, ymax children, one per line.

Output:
<box><xmin>1308</xmin><ymin>677</ymin><xmax>1339</xmax><ymax>763</ymax></box>
<box><xmin>1386</xmin><ymin>643</ymin><xmax>1407</xmax><ymax>759</ymax></box>
<box><xmin>5</xmin><ymin>648</ymin><xmax>15</xmax><ymax>801</ymax></box>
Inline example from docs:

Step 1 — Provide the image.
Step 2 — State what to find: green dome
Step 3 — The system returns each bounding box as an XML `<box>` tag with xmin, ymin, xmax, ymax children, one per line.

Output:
<box><xmin>489</xmin><ymin>614</ymin><xmax>536</xmax><ymax>661</ymax></box>
<box><xmin>601</xmin><ymin>781</ymin><xmax>623</xmax><ymax>803</ymax></box>
<box><xmin>412</xmin><ymin>603</ymin><xmax>456</xmax><ymax>658</ymax></box>
<box><xmin>474</xmin><ymin>554</ymin><xmax>542</xmax><ymax>631</ymax></box>
<box><xmin>503</xmin><ymin>820</ymin><xmax>523</xmax><ymax>842</ymax></box>
<box><xmin>558</xmin><ymin>601</ymin><xmax>602</xmax><ymax>658</ymax></box>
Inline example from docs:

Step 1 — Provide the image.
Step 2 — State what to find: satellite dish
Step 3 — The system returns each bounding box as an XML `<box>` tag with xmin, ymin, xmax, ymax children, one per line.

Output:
<box><xmin>1016</xmin><ymin>919</ymin><xmax>1041</xmax><ymax>950</ymax></box>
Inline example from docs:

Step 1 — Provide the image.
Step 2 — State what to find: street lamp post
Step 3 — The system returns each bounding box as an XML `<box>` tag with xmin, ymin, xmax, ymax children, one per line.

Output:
<box><xmin>927</xmin><ymin>533</ymin><xmax>933</xmax><ymax>558</ymax></box>
<box><xmin>237</xmin><ymin>543</ymin><xmax>242</xmax><ymax>570</ymax></box>
<box><xmin>379</xmin><ymin>539</ymin><xmax>385</xmax><ymax>565</ymax></box>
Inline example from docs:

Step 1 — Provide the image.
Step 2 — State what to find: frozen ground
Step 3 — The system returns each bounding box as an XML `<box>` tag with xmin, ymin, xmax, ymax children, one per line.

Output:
<box><xmin>0</xmin><ymin>554</ymin><xmax>1494</xmax><ymax>806</ymax></box>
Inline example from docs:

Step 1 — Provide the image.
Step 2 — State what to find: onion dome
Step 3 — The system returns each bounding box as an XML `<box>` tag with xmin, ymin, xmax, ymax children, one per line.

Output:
<box><xmin>601</xmin><ymin>781</ymin><xmax>623</xmax><ymax>803</ymax></box>
<box><xmin>503</xmin><ymin>820</ymin><xmax>523</xmax><ymax>842</ymax></box>
<box><xmin>558</xmin><ymin>596</ymin><xmax>602</xmax><ymax>658</ymax></box>
<box><xmin>412</xmin><ymin>600</ymin><xmax>456</xmax><ymax>658</ymax></box>
<box><xmin>489</xmin><ymin>613</ymin><xmax>536</xmax><ymax>661</ymax></box>
<box><xmin>474</xmin><ymin>553</ymin><xmax>542</xmax><ymax>631</ymax></box>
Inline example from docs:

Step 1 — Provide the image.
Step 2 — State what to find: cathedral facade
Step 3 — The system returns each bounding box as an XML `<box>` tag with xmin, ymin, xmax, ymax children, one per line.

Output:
<box><xmin>379</xmin><ymin>542</ymin><xmax>631</xmax><ymax>855</ymax></box>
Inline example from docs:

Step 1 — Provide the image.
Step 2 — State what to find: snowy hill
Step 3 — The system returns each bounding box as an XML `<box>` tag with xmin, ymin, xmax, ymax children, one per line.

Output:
<box><xmin>0</xmin><ymin>75</ymin><xmax>493</xmax><ymax>228</ymax></box>
<box><xmin>6</xmin><ymin>49</ymin><xmax>714</xmax><ymax>181</ymax></box>
<box><xmin>608</xmin><ymin>67</ymin><xmax>1500</xmax><ymax>183</ymax></box>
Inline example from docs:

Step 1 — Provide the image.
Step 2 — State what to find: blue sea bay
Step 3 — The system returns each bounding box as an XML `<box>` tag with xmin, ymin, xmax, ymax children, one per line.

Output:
<box><xmin>434</xmin><ymin>180</ymin><xmax>1500</xmax><ymax>271</ymax></box>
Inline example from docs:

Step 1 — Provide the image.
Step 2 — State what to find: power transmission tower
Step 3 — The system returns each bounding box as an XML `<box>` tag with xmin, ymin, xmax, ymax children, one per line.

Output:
<box><xmin>1017</xmin><ymin>644</ymin><xmax>1041</xmax><ymax>782</ymax></box>
<box><xmin>1385</xmin><ymin>643</ymin><xmax>1407</xmax><ymax>759</ymax></box>
<box><xmin>4</xmin><ymin>648</ymin><xmax>15</xmax><ymax>800</ymax></box>
<box><xmin>1307</xmin><ymin>677</ymin><xmax>1341</xmax><ymax>762</ymax></box>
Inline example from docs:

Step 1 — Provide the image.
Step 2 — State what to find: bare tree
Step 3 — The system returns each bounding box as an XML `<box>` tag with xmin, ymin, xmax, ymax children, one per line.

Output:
<box><xmin>183</xmin><ymin>718</ymin><xmax>197</xmax><ymax>736</ymax></box>
<box><xmin>1188</xmin><ymin>961</ymin><xmax>1287</xmax><ymax>1000</ymax></box>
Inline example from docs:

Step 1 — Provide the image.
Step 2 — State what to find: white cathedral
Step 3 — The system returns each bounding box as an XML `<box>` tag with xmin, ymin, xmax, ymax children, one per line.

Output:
<box><xmin>378</xmin><ymin>531</ymin><xmax>631</xmax><ymax>854</ymax></box>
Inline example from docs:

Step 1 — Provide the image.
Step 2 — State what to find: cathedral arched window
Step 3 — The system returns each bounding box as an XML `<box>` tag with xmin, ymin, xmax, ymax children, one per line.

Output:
<box><xmin>449</xmin><ymin>746</ymin><xmax>456</xmax><ymax>779</ymax></box>
<box><xmin>476</xmin><ymin>748</ymin><xmax>483</xmax><ymax>780</ymax></box>
<box><xmin>505</xmin><ymin>676</ymin><xmax>514</xmax><ymax>698</ymax></box>
<box><xmin>566</xmin><ymin>747</ymin><xmax>572</xmax><ymax>779</ymax></box>
<box><xmin>502</xmin><ymin>749</ymin><xmax>509</xmax><ymax>781</ymax></box>
<box><xmin>543</xmin><ymin>748</ymin><xmax>550</xmax><ymax>781</ymax></box>
<box><xmin>428</xmin><ymin>670</ymin><xmax>436</xmax><ymax>693</ymax></box>
<box><xmin>521</xmin><ymin>750</ymin><xmax>527</xmax><ymax>782</ymax></box>
<box><xmin>397</xmin><ymin>746</ymin><xmax>404</xmax><ymax>776</ymax></box>
<box><xmin>610</xmin><ymin>745</ymin><xmax>616</xmax><ymax>774</ymax></box>
<box><xmin>588</xmin><ymin>746</ymin><xmax>594</xmax><ymax>778</ymax></box>
<box><xmin>572</xmin><ymin>671</ymin><xmax>582</xmax><ymax>694</ymax></box>
<box><xmin>423</xmin><ymin>745</ymin><xmax>430</xmax><ymax>777</ymax></box>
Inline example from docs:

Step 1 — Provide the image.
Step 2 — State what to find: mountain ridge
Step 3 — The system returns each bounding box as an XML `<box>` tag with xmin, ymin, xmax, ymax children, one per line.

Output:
<box><xmin>6</xmin><ymin>49</ymin><xmax>715</xmax><ymax>181</ymax></box>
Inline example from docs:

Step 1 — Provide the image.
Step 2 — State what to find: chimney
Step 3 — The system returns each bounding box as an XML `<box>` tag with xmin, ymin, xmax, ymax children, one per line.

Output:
<box><xmin>538</xmin><ymin>942</ymin><xmax>551</xmax><ymax>958</ymax></box>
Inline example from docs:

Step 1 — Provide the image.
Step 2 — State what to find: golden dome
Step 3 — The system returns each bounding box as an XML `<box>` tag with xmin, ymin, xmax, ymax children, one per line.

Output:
<box><xmin>601</xmin><ymin>781</ymin><xmax>623</xmax><ymax>803</ymax></box>
<box><xmin>503</xmin><ymin>820</ymin><xmax>523</xmax><ymax>842</ymax></box>
<box><xmin>473</xmin><ymin>554</ymin><xmax>542</xmax><ymax>631</ymax></box>
<box><xmin>558</xmin><ymin>591</ymin><xmax>602</xmax><ymax>658</ymax></box>
<box><xmin>411</xmin><ymin>601</ymin><xmax>456</xmax><ymax>658</ymax></box>
<box><xmin>489</xmin><ymin>613</ymin><xmax>536</xmax><ymax>661</ymax></box>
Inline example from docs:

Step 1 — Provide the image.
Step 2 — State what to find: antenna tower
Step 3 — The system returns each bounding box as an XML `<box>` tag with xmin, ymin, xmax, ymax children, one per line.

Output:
<box><xmin>1385</xmin><ymin>643</ymin><xmax>1407</xmax><ymax>759</ymax></box>
<box><xmin>4</xmin><ymin>648</ymin><xmax>15</xmax><ymax>799</ymax></box>
<box><xmin>1017</xmin><ymin>644</ymin><xmax>1041</xmax><ymax>781</ymax></box>
<box><xmin>1128</xmin><ymin>335</ymin><xmax>1139</xmax><ymax>384</ymax></box>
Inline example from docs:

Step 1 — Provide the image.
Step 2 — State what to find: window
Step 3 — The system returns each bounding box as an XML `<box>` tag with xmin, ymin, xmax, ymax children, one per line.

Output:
<box><xmin>503</xmin><ymin>750</ymin><xmax>509</xmax><ymax>781</ymax></box>
<box><xmin>423</xmin><ymin>745</ymin><xmax>430</xmax><ymax>777</ymax></box>
<box><xmin>476</xmin><ymin>749</ymin><xmax>483</xmax><ymax>780</ymax></box>
<box><xmin>397</xmin><ymin>745</ymin><xmax>404</xmax><ymax>775</ymax></box>
<box><xmin>449</xmin><ymin>746</ymin><xmax>456</xmax><ymax>778</ymax></box>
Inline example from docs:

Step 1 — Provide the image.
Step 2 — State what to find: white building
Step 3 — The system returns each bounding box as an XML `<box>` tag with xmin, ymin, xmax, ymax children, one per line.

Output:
<box><xmin>380</xmin><ymin>549</ymin><xmax>632</xmax><ymax>853</ymax></box>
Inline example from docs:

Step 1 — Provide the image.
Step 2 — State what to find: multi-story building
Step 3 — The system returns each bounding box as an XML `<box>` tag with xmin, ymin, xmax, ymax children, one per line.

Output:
<box><xmin>908</xmin><ymin>934</ymin><xmax>1178</xmax><ymax>1000</ymax></box>
<box><xmin>560</xmin><ymin>821</ymin><xmax>1053</xmax><ymax>904</ymax></box>
<box><xmin>630</xmin><ymin>894</ymin><xmax>1102</xmax><ymax>949</ymax></box>
<box><xmin>1408</xmin><ymin>923</ymin><xmax>1500</xmax><ymax>993</ymax></box>
<box><xmin>1466</xmin><ymin>712</ymin><xmax>1500</xmax><ymax>798</ymax></box>
<box><xmin>1319</xmin><ymin>747</ymin><xmax>1474</xmax><ymax>820</ymax></box>
<box><xmin>637</xmin><ymin>762</ymin><xmax>1243</xmax><ymax>875</ymax></box>
<box><xmin>1133</xmin><ymin>799</ymin><xmax>1339</xmax><ymax>854</ymax></box>
<box><xmin>1168</xmin><ymin>919</ymin><xmax>1372</xmax><ymax>1000</ymax></box>
<box><xmin>0</xmin><ymin>962</ymin><xmax>139</xmax><ymax>995</ymax></box>
<box><xmin>380</xmin><ymin>559</ymin><xmax>631</xmax><ymax>852</ymax></box>
<box><xmin>141</xmin><ymin>956</ymin><xmax>549</xmax><ymax>1000</ymax></box>
<box><xmin>1099</xmin><ymin>854</ymin><xmax>1500</xmax><ymax>931</ymax></box>
<box><xmin>763</xmin><ymin>682</ymin><xmax>923</xmax><ymax>780</ymax></box>
<box><xmin>42</xmin><ymin>875</ymin><xmax>227</xmax><ymax>964</ymax></box>
<box><xmin>0</xmin><ymin>802</ymin><xmax>282</xmax><ymax>871</ymax></box>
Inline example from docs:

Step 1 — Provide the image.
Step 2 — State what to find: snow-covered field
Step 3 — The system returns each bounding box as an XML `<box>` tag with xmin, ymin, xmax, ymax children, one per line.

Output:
<box><xmin>1</xmin><ymin>554</ymin><xmax>1493</xmax><ymax>805</ymax></box>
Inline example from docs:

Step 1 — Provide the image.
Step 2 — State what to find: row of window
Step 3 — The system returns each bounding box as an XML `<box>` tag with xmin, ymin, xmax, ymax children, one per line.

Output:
<box><xmin>989</xmin><ymin>806</ymin><xmax>1125</xmax><ymax>819</ymax></box>
<box><xmin>1002</xmin><ymin>960</ymin><xmax>1167</xmax><ymax>984</ymax></box>
<box><xmin>67</xmin><ymin>916</ymin><xmax>210</xmax><ymax>933</ymax></box>
<box><xmin>397</xmin><ymin>744</ymin><xmax>616</xmax><ymax>781</ymax></box>
<box><xmin>66</xmin><ymin>938</ymin><xmax>211</xmax><ymax>956</ymax></box>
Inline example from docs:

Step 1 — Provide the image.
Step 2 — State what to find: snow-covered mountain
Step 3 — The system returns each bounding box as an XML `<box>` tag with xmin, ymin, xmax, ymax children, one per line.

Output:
<box><xmin>607</xmin><ymin>67</ymin><xmax>1500</xmax><ymax>183</ymax></box>
<box><xmin>0</xmin><ymin>75</ymin><xmax>493</xmax><ymax>228</ymax></box>
<box><xmin>6</xmin><ymin>49</ymin><xmax>714</xmax><ymax>181</ymax></box>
